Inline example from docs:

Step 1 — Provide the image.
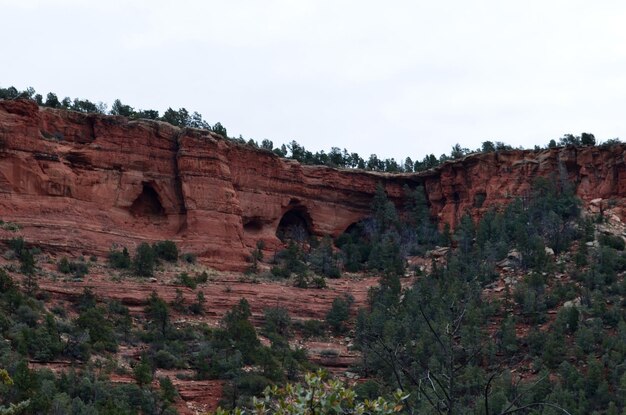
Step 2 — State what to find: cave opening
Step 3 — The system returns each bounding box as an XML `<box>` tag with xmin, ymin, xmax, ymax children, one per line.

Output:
<box><xmin>334</xmin><ymin>218</ymin><xmax>372</xmax><ymax>272</ymax></box>
<box><xmin>276</xmin><ymin>207</ymin><xmax>312</xmax><ymax>242</ymax></box>
<box><xmin>336</xmin><ymin>218</ymin><xmax>372</xmax><ymax>246</ymax></box>
<box><xmin>130</xmin><ymin>183</ymin><xmax>166</xmax><ymax>218</ymax></box>
<box><xmin>243</xmin><ymin>217</ymin><xmax>264</xmax><ymax>234</ymax></box>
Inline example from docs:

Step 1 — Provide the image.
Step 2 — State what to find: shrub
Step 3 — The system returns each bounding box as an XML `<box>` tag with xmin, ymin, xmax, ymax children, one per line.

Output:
<box><xmin>177</xmin><ymin>272</ymin><xmax>197</xmax><ymax>289</ymax></box>
<box><xmin>311</xmin><ymin>276</ymin><xmax>327</xmax><ymax>288</ymax></box>
<box><xmin>270</xmin><ymin>266</ymin><xmax>290</xmax><ymax>279</ymax></box>
<box><xmin>599</xmin><ymin>234</ymin><xmax>625</xmax><ymax>251</ymax></box>
<box><xmin>58</xmin><ymin>257</ymin><xmax>89</xmax><ymax>278</ymax></box>
<box><xmin>181</xmin><ymin>253</ymin><xmax>196</xmax><ymax>264</ymax></box>
<box><xmin>196</xmin><ymin>271</ymin><xmax>209</xmax><ymax>283</ymax></box>
<box><xmin>211</xmin><ymin>371</ymin><xmax>408</xmax><ymax>415</ymax></box>
<box><xmin>153</xmin><ymin>349</ymin><xmax>179</xmax><ymax>369</ymax></box>
<box><xmin>7</xmin><ymin>237</ymin><xmax>26</xmax><ymax>257</ymax></box>
<box><xmin>189</xmin><ymin>291</ymin><xmax>206</xmax><ymax>315</ymax></box>
<box><xmin>109</xmin><ymin>247</ymin><xmax>131</xmax><ymax>269</ymax></box>
<box><xmin>75</xmin><ymin>306</ymin><xmax>117</xmax><ymax>351</ymax></box>
<box><xmin>133</xmin><ymin>357</ymin><xmax>153</xmax><ymax>387</ymax></box>
<box><xmin>171</xmin><ymin>289</ymin><xmax>185</xmax><ymax>312</ymax></box>
<box><xmin>296</xmin><ymin>319</ymin><xmax>325</xmax><ymax>338</ymax></box>
<box><xmin>263</xmin><ymin>307</ymin><xmax>292</xmax><ymax>338</ymax></box>
<box><xmin>20</xmin><ymin>249</ymin><xmax>36</xmax><ymax>276</ymax></box>
<box><xmin>58</xmin><ymin>256</ymin><xmax>71</xmax><ymax>273</ymax></box>
<box><xmin>246</xmin><ymin>240</ymin><xmax>265</xmax><ymax>274</ymax></box>
<box><xmin>153</xmin><ymin>240</ymin><xmax>178</xmax><ymax>262</ymax></box>
<box><xmin>326</xmin><ymin>294</ymin><xmax>354</xmax><ymax>334</ymax></box>
<box><xmin>145</xmin><ymin>291</ymin><xmax>169</xmax><ymax>336</ymax></box>
<box><xmin>309</xmin><ymin>237</ymin><xmax>341</xmax><ymax>278</ymax></box>
<box><xmin>134</xmin><ymin>243</ymin><xmax>156</xmax><ymax>277</ymax></box>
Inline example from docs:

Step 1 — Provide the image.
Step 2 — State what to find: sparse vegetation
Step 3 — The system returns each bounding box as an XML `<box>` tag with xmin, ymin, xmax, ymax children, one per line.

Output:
<box><xmin>2</xmin><ymin>85</ymin><xmax>626</xmax><ymax>413</ymax></box>
<box><xmin>2</xmin><ymin>85</ymin><xmax>618</xmax><ymax>174</ymax></box>
<box><xmin>133</xmin><ymin>242</ymin><xmax>156</xmax><ymax>277</ymax></box>
<box><xmin>108</xmin><ymin>246</ymin><xmax>132</xmax><ymax>269</ymax></box>
<box><xmin>153</xmin><ymin>240</ymin><xmax>178</xmax><ymax>262</ymax></box>
<box><xmin>57</xmin><ymin>256</ymin><xmax>89</xmax><ymax>278</ymax></box>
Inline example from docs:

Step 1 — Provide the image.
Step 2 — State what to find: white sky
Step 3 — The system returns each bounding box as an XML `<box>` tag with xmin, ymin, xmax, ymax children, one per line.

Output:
<box><xmin>1</xmin><ymin>0</ymin><xmax>625</xmax><ymax>161</ymax></box>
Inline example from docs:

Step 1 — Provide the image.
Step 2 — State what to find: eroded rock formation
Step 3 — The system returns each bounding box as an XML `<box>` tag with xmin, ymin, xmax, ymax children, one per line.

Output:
<box><xmin>1</xmin><ymin>99</ymin><xmax>625</xmax><ymax>270</ymax></box>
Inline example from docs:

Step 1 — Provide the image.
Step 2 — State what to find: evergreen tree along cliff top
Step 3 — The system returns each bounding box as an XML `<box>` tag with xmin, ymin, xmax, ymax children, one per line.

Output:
<box><xmin>1</xmin><ymin>84</ymin><xmax>618</xmax><ymax>174</ymax></box>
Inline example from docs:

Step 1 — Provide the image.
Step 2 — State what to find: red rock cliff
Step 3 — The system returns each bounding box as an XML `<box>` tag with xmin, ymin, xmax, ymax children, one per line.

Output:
<box><xmin>1</xmin><ymin>99</ymin><xmax>625</xmax><ymax>269</ymax></box>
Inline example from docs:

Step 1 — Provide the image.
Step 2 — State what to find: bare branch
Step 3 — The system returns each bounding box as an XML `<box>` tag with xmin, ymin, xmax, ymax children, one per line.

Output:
<box><xmin>500</xmin><ymin>374</ymin><xmax>548</xmax><ymax>415</ymax></box>
<box><xmin>484</xmin><ymin>372</ymin><xmax>498</xmax><ymax>415</ymax></box>
<box><xmin>499</xmin><ymin>402</ymin><xmax>572</xmax><ymax>415</ymax></box>
<box><xmin>418</xmin><ymin>304</ymin><xmax>446</xmax><ymax>350</ymax></box>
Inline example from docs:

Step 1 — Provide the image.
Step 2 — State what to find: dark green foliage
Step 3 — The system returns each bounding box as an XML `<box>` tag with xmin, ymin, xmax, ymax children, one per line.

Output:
<box><xmin>19</xmin><ymin>249</ymin><xmax>35</xmax><ymax>276</ymax></box>
<box><xmin>57</xmin><ymin>257</ymin><xmax>89</xmax><ymax>278</ymax></box>
<box><xmin>599</xmin><ymin>233</ymin><xmax>625</xmax><ymax>251</ymax></box>
<box><xmin>581</xmin><ymin>132</ymin><xmax>596</xmax><ymax>146</ymax></box>
<box><xmin>0</xmin><ymin>267</ymin><xmax>180</xmax><ymax>414</ymax></box>
<box><xmin>403</xmin><ymin>185</ymin><xmax>440</xmax><ymax>252</ymax></box>
<box><xmin>57</xmin><ymin>256</ymin><xmax>71</xmax><ymax>273</ymax></box>
<box><xmin>110</xmin><ymin>99</ymin><xmax>135</xmax><ymax>117</ymax></box>
<box><xmin>212</xmin><ymin>122</ymin><xmax>228</xmax><ymax>138</ymax></box>
<box><xmin>177</xmin><ymin>272</ymin><xmax>197</xmax><ymax>289</ymax></box>
<box><xmin>481</xmin><ymin>140</ymin><xmax>496</xmax><ymax>152</ymax></box>
<box><xmin>159</xmin><ymin>376</ymin><xmax>178</xmax><ymax>407</ymax></box>
<box><xmin>196</xmin><ymin>271</ymin><xmax>209</xmax><ymax>283</ymax></box>
<box><xmin>151</xmin><ymin>348</ymin><xmax>181</xmax><ymax>371</ymax></box>
<box><xmin>356</xmin><ymin>251</ymin><xmax>489</xmax><ymax>413</ymax></box>
<box><xmin>263</xmin><ymin>307</ymin><xmax>292</xmax><ymax>338</ymax></box>
<box><xmin>498</xmin><ymin>315</ymin><xmax>518</xmax><ymax>355</ymax></box>
<box><xmin>7</xmin><ymin>237</ymin><xmax>26</xmax><ymax>257</ymax></box>
<box><xmin>271</xmin><ymin>241</ymin><xmax>307</xmax><ymax>279</ymax></box>
<box><xmin>71</xmin><ymin>97</ymin><xmax>105</xmax><ymax>114</ymax></box>
<box><xmin>162</xmin><ymin>107</ymin><xmax>190</xmax><ymax>127</ymax></box>
<box><xmin>221</xmin><ymin>299</ymin><xmax>260</xmax><ymax>365</ymax></box>
<box><xmin>134</xmin><ymin>242</ymin><xmax>156</xmax><ymax>277</ymax></box>
<box><xmin>75</xmin><ymin>306</ymin><xmax>117</xmax><ymax>352</ymax></box>
<box><xmin>171</xmin><ymin>288</ymin><xmax>185</xmax><ymax>312</ymax></box>
<box><xmin>295</xmin><ymin>319</ymin><xmax>325</xmax><ymax>338</ymax></box>
<box><xmin>325</xmin><ymin>294</ymin><xmax>354</xmax><ymax>334</ymax></box>
<box><xmin>7</xmin><ymin>237</ymin><xmax>37</xmax><ymax>278</ymax></box>
<box><xmin>133</xmin><ymin>357</ymin><xmax>153</xmax><ymax>387</ymax></box>
<box><xmin>474</xmin><ymin>176</ymin><xmax>581</xmax><ymax>274</ymax></box>
<box><xmin>192</xmin><ymin>298</ymin><xmax>314</xmax><ymax>408</ymax></box>
<box><xmin>153</xmin><ymin>240</ymin><xmax>178</xmax><ymax>262</ymax></box>
<box><xmin>345</xmin><ymin>185</ymin><xmax>405</xmax><ymax>276</ymax></box>
<box><xmin>336</xmin><ymin>184</ymin><xmax>440</xmax><ymax>277</ymax></box>
<box><xmin>108</xmin><ymin>246</ymin><xmax>131</xmax><ymax>269</ymax></box>
<box><xmin>309</xmin><ymin>237</ymin><xmax>341</xmax><ymax>278</ymax></box>
<box><xmin>246</xmin><ymin>240</ymin><xmax>265</xmax><ymax>274</ymax></box>
<box><xmin>181</xmin><ymin>252</ymin><xmax>197</xmax><ymax>263</ymax></box>
<box><xmin>188</xmin><ymin>291</ymin><xmax>206</xmax><ymax>315</ymax></box>
<box><xmin>350</xmin><ymin>176</ymin><xmax>626</xmax><ymax>415</ymax></box>
<box><xmin>176</xmin><ymin>271</ymin><xmax>208</xmax><ymax>290</ymax></box>
<box><xmin>145</xmin><ymin>291</ymin><xmax>170</xmax><ymax>337</ymax></box>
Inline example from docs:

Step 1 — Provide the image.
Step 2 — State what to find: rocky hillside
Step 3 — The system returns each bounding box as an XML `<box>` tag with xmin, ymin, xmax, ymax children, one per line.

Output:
<box><xmin>2</xmin><ymin>99</ymin><xmax>626</xmax><ymax>271</ymax></box>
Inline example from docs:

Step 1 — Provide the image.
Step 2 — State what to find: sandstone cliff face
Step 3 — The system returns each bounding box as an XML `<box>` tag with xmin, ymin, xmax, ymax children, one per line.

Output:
<box><xmin>418</xmin><ymin>145</ymin><xmax>626</xmax><ymax>226</ymax></box>
<box><xmin>1</xmin><ymin>99</ymin><xmax>625</xmax><ymax>269</ymax></box>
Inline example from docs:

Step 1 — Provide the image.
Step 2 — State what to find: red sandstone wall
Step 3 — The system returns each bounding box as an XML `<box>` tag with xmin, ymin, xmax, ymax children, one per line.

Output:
<box><xmin>1</xmin><ymin>99</ymin><xmax>625</xmax><ymax>270</ymax></box>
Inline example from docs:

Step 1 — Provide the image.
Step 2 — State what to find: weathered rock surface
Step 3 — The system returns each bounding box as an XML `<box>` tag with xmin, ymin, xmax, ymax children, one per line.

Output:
<box><xmin>2</xmin><ymin>99</ymin><xmax>626</xmax><ymax>270</ymax></box>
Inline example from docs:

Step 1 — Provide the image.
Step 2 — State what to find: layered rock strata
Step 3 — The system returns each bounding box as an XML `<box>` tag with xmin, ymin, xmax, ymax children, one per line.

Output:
<box><xmin>1</xmin><ymin>99</ymin><xmax>625</xmax><ymax>269</ymax></box>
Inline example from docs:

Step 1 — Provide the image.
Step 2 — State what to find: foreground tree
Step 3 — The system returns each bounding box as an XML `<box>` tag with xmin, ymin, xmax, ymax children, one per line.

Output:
<box><xmin>211</xmin><ymin>370</ymin><xmax>408</xmax><ymax>415</ymax></box>
<box><xmin>0</xmin><ymin>369</ymin><xmax>30</xmax><ymax>414</ymax></box>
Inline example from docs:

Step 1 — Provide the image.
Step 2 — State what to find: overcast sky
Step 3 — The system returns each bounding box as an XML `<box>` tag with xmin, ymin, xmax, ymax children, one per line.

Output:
<box><xmin>1</xmin><ymin>0</ymin><xmax>625</xmax><ymax>161</ymax></box>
